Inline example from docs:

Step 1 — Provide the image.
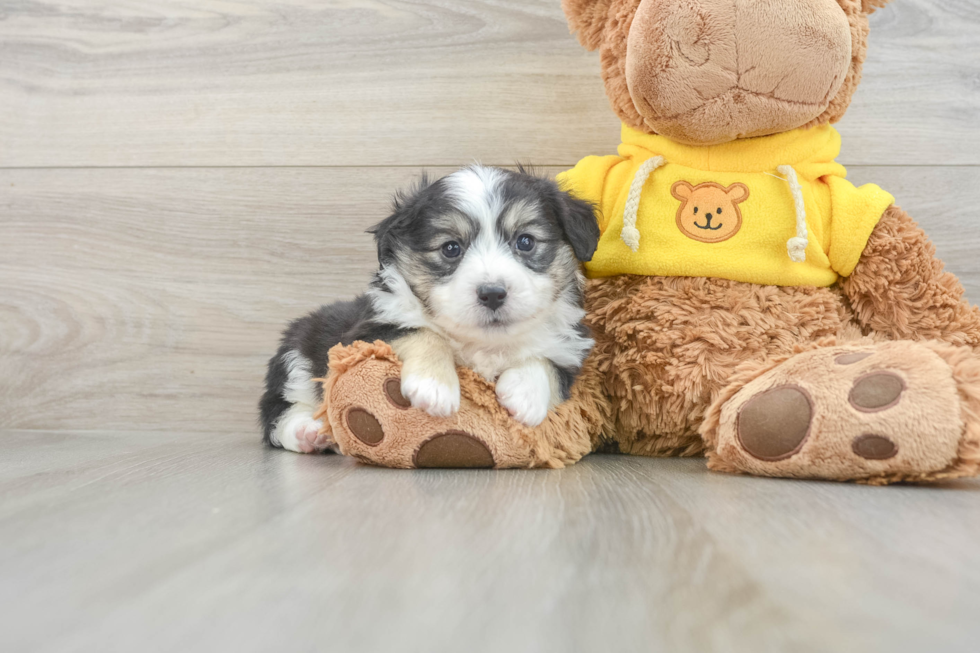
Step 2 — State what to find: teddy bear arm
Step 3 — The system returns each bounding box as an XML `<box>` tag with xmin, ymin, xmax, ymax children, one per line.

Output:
<box><xmin>841</xmin><ymin>205</ymin><xmax>980</xmax><ymax>348</ymax></box>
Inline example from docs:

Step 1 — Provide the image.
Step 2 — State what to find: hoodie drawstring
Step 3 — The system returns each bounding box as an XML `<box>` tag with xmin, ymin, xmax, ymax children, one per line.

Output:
<box><xmin>777</xmin><ymin>165</ymin><xmax>808</xmax><ymax>262</ymax></box>
<box><xmin>621</xmin><ymin>155</ymin><xmax>665</xmax><ymax>253</ymax></box>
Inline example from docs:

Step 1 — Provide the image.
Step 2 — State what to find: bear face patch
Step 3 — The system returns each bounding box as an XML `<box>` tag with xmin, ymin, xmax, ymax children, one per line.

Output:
<box><xmin>671</xmin><ymin>181</ymin><xmax>749</xmax><ymax>244</ymax></box>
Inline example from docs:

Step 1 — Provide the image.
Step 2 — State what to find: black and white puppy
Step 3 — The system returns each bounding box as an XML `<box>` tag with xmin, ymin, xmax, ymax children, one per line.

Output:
<box><xmin>259</xmin><ymin>165</ymin><xmax>600</xmax><ymax>453</ymax></box>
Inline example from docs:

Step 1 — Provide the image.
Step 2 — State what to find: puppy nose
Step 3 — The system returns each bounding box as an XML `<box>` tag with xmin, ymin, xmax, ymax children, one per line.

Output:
<box><xmin>477</xmin><ymin>284</ymin><xmax>507</xmax><ymax>311</ymax></box>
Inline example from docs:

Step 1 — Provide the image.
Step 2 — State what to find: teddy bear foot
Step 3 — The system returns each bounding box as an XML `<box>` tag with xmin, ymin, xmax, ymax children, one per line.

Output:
<box><xmin>321</xmin><ymin>356</ymin><xmax>510</xmax><ymax>469</ymax></box>
<box><xmin>703</xmin><ymin>341</ymin><xmax>980</xmax><ymax>484</ymax></box>
<box><xmin>313</xmin><ymin>341</ymin><xmax>564</xmax><ymax>469</ymax></box>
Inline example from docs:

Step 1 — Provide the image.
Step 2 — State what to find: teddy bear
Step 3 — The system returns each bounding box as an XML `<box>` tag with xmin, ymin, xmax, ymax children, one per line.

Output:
<box><xmin>312</xmin><ymin>0</ymin><xmax>980</xmax><ymax>484</ymax></box>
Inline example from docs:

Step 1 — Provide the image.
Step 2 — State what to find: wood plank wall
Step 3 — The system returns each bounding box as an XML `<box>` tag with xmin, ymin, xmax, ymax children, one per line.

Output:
<box><xmin>1</xmin><ymin>0</ymin><xmax>978</xmax><ymax>433</ymax></box>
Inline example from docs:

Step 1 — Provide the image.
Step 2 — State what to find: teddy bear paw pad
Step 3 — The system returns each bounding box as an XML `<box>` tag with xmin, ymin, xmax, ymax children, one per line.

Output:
<box><xmin>835</xmin><ymin>352</ymin><xmax>872</xmax><ymax>365</ymax></box>
<box><xmin>384</xmin><ymin>378</ymin><xmax>412</xmax><ymax>408</ymax></box>
<box><xmin>736</xmin><ymin>385</ymin><xmax>813</xmax><ymax>461</ymax></box>
<box><xmin>346</xmin><ymin>408</ymin><xmax>385</xmax><ymax>446</ymax></box>
<box><xmin>848</xmin><ymin>372</ymin><xmax>905</xmax><ymax>412</ymax></box>
<box><xmin>414</xmin><ymin>431</ymin><xmax>495</xmax><ymax>468</ymax></box>
<box><xmin>711</xmin><ymin>342</ymin><xmax>966</xmax><ymax>481</ymax></box>
<box><xmin>851</xmin><ymin>434</ymin><xmax>898</xmax><ymax>460</ymax></box>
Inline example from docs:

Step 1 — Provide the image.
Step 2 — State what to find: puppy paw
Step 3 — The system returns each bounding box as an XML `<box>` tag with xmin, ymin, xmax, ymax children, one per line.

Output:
<box><xmin>496</xmin><ymin>365</ymin><xmax>551</xmax><ymax>427</ymax></box>
<box><xmin>401</xmin><ymin>374</ymin><xmax>461</xmax><ymax>418</ymax></box>
<box><xmin>278</xmin><ymin>413</ymin><xmax>332</xmax><ymax>454</ymax></box>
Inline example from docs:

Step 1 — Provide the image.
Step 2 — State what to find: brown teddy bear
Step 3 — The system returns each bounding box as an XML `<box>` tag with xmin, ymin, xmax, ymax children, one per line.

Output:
<box><xmin>314</xmin><ymin>0</ymin><xmax>980</xmax><ymax>484</ymax></box>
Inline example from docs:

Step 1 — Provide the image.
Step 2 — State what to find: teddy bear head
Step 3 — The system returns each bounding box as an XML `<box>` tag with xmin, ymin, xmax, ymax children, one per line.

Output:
<box><xmin>562</xmin><ymin>0</ymin><xmax>893</xmax><ymax>145</ymax></box>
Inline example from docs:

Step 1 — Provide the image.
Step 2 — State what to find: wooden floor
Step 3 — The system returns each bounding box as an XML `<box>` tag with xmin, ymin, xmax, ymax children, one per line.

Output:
<box><xmin>2</xmin><ymin>1</ymin><xmax>979</xmax><ymax>650</ymax></box>
<box><xmin>1</xmin><ymin>430</ymin><xmax>978</xmax><ymax>653</ymax></box>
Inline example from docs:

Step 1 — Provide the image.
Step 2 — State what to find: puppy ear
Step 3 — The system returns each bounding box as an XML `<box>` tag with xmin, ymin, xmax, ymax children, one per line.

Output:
<box><xmin>369</xmin><ymin>172</ymin><xmax>432</xmax><ymax>266</ymax></box>
<box><xmin>551</xmin><ymin>185</ymin><xmax>601</xmax><ymax>262</ymax></box>
<box><xmin>562</xmin><ymin>0</ymin><xmax>614</xmax><ymax>51</ymax></box>
<box><xmin>367</xmin><ymin>212</ymin><xmax>401</xmax><ymax>267</ymax></box>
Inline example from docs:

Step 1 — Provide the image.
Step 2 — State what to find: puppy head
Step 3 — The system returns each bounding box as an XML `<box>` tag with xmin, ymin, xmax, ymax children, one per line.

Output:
<box><xmin>370</xmin><ymin>165</ymin><xmax>599</xmax><ymax>342</ymax></box>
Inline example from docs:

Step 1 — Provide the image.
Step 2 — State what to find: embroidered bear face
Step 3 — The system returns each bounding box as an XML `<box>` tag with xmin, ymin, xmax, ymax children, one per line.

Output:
<box><xmin>671</xmin><ymin>181</ymin><xmax>750</xmax><ymax>244</ymax></box>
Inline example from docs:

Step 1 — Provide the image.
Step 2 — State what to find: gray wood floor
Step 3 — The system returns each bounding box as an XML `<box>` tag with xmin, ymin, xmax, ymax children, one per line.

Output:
<box><xmin>2</xmin><ymin>430</ymin><xmax>979</xmax><ymax>653</ymax></box>
<box><xmin>2</xmin><ymin>1</ymin><xmax>980</xmax><ymax>650</ymax></box>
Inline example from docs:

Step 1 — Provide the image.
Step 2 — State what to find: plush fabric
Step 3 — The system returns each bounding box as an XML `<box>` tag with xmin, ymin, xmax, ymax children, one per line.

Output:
<box><xmin>583</xmin><ymin>275</ymin><xmax>859</xmax><ymax>456</ymax></box>
<box><xmin>563</xmin><ymin>0</ymin><xmax>885</xmax><ymax>142</ymax></box>
<box><xmin>317</xmin><ymin>341</ymin><xmax>604</xmax><ymax>469</ymax></box>
<box><xmin>317</xmin><ymin>0</ymin><xmax>980</xmax><ymax>484</ymax></box>
<box><xmin>624</xmin><ymin>0</ymin><xmax>852</xmax><ymax>144</ymax></box>
<box><xmin>702</xmin><ymin>341</ymin><xmax>970</xmax><ymax>483</ymax></box>
<box><xmin>841</xmin><ymin>206</ymin><xmax>980</xmax><ymax>347</ymax></box>
<box><xmin>557</xmin><ymin>124</ymin><xmax>894</xmax><ymax>284</ymax></box>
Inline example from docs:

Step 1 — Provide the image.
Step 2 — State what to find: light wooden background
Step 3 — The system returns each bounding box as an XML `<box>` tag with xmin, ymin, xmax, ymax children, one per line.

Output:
<box><xmin>2</xmin><ymin>0</ymin><xmax>979</xmax><ymax>434</ymax></box>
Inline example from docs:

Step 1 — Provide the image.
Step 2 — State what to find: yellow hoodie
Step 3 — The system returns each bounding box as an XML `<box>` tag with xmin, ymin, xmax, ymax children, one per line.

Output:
<box><xmin>557</xmin><ymin>124</ymin><xmax>895</xmax><ymax>287</ymax></box>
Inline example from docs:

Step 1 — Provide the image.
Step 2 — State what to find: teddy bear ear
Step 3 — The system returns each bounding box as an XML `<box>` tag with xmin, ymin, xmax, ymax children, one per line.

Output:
<box><xmin>671</xmin><ymin>180</ymin><xmax>694</xmax><ymax>201</ymax></box>
<box><xmin>862</xmin><ymin>0</ymin><xmax>893</xmax><ymax>13</ymax></box>
<box><xmin>725</xmin><ymin>183</ymin><xmax>750</xmax><ymax>204</ymax></box>
<box><xmin>562</xmin><ymin>0</ymin><xmax>614</xmax><ymax>51</ymax></box>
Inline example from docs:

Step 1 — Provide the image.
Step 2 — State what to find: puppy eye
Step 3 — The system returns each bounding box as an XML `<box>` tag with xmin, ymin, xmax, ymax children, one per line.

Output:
<box><xmin>717</xmin><ymin>207</ymin><xmax>723</xmax><ymax>214</ymax></box>
<box><xmin>693</xmin><ymin>207</ymin><xmax>698</xmax><ymax>214</ymax></box>
<box><xmin>515</xmin><ymin>234</ymin><xmax>536</xmax><ymax>252</ymax></box>
<box><xmin>441</xmin><ymin>241</ymin><xmax>462</xmax><ymax>258</ymax></box>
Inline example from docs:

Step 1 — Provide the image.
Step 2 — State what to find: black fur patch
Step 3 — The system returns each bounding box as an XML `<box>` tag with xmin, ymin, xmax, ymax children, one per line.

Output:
<box><xmin>554</xmin><ymin>365</ymin><xmax>578</xmax><ymax>403</ymax></box>
<box><xmin>258</xmin><ymin>295</ymin><xmax>411</xmax><ymax>446</ymax></box>
<box><xmin>553</xmin><ymin>324</ymin><xmax>593</xmax><ymax>401</ymax></box>
<box><xmin>508</xmin><ymin>165</ymin><xmax>600</xmax><ymax>263</ymax></box>
<box><xmin>369</xmin><ymin>175</ymin><xmax>460</xmax><ymax>267</ymax></box>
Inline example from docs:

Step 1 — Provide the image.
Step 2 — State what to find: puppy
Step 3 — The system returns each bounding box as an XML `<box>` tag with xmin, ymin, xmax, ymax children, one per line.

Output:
<box><xmin>259</xmin><ymin>165</ymin><xmax>600</xmax><ymax>453</ymax></box>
